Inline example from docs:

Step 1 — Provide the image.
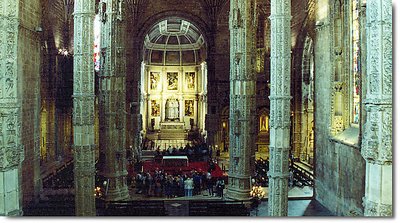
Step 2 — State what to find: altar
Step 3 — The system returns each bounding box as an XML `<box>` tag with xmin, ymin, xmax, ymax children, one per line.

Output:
<box><xmin>140</xmin><ymin>63</ymin><xmax>208</xmax><ymax>151</ymax></box>
<box><xmin>160</xmin><ymin>121</ymin><xmax>185</xmax><ymax>130</ymax></box>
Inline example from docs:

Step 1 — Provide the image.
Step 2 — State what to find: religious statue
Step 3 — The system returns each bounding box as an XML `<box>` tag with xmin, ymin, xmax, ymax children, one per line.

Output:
<box><xmin>185</xmin><ymin>100</ymin><xmax>194</xmax><ymax>116</ymax></box>
<box><xmin>150</xmin><ymin>72</ymin><xmax>159</xmax><ymax>90</ymax></box>
<box><xmin>151</xmin><ymin>100</ymin><xmax>160</xmax><ymax>116</ymax></box>
<box><xmin>166</xmin><ymin>98</ymin><xmax>179</xmax><ymax>121</ymax></box>
<box><xmin>167</xmin><ymin>72</ymin><xmax>178</xmax><ymax>90</ymax></box>
<box><xmin>186</xmin><ymin>72</ymin><xmax>195</xmax><ymax>90</ymax></box>
<box><xmin>260</xmin><ymin>115</ymin><xmax>268</xmax><ymax>131</ymax></box>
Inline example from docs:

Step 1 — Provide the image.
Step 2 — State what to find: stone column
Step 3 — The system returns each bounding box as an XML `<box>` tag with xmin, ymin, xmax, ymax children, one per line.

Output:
<box><xmin>358</xmin><ymin>0</ymin><xmax>366</xmax><ymax>146</ymax></box>
<box><xmin>73</xmin><ymin>0</ymin><xmax>96</xmax><ymax>216</ymax></box>
<box><xmin>268</xmin><ymin>0</ymin><xmax>291</xmax><ymax>216</ymax></box>
<box><xmin>361</xmin><ymin>0</ymin><xmax>392</xmax><ymax>216</ymax></box>
<box><xmin>226</xmin><ymin>0</ymin><xmax>257</xmax><ymax>200</ymax></box>
<box><xmin>194</xmin><ymin>95</ymin><xmax>199</xmax><ymax>128</ymax></box>
<box><xmin>0</xmin><ymin>0</ymin><xmax>23</xmax><ymax>216</ymax></box>
<box><xmin>98</xmin><ymin>0</ymin><xmax>129</xmax><ymax>201</ymax></box>
<box><xmin>179</xmin><ymin>97</ymin><xmax>184</xmax><ymax>123</ymax></box>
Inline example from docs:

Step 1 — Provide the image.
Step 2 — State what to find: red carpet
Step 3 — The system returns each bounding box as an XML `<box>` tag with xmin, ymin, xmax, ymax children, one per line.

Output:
<box><xmin>140</xmin><ymin>160</ymin><xmax>226</xmax><ymax>178</ymax></box>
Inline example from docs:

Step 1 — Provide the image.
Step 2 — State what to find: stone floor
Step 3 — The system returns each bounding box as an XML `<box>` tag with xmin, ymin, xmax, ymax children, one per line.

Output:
<box><xmin>126</xmin><ymin>185</ymin><xmax>333</xmax><ymax>217</ymax></box>
<box><xmin>38</xmin><ymin>151</ymin><xmax>331</xmax><ymax>217</ymax></box>
<box><xmin>250</xmin><ymin>199</ymin><xmax>333</xmax><ymax>217</ymax></box>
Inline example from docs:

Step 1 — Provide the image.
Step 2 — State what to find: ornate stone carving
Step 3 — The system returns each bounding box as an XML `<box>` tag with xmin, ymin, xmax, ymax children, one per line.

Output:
<box><xmin>72</xmin><ymin>0</ymin><xmax>96</xmax><ymax>216</ymax></box>
<box><xmin>361</xmin><ymin>106</ymin><xmax>392</xmax><ymax>164</ymax></box>
<box><xmin>0</xmin><ymin>3</ymin><xmax>23</xmax><ymax>216</ymax></box>
<box><xmin>268</xmin><ymin>0</ymin><xmax>291</xmax><ymax>216</ymax></box>
<box><xmin>5</xmin><ymin>146</ymin><xmax>21</xmax><ymax>167</ymax></box>
<box><xmin>362</xmin><ymin>0</ymin><xmax>392</xmax><ymax>216</ymax></box>
<box><xmin>227</xmin><ymin>0</ymin><xmax>257</xmax><ymax>200</ymax></box>
<box><xmin>98</xmin><ymin>0</ymin><xmax>129</xmax><ymax>201</ymax></box>
<box><xmin>363</xmin><ymin>197</ymin><xmax>392</xmax><ymax>216</ymax></box>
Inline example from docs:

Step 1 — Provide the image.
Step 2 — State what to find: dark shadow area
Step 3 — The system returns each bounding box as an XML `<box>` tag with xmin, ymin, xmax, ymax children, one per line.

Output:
<box><xmin>303</xmin><ymin>199</ymin><xmax>334</xmax><ymax>216</ymax></box>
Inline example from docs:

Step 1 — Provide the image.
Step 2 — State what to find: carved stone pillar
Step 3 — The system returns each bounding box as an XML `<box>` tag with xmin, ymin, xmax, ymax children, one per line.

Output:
<box><xmin>268</xmin><ymin>0</ymin><xmax>291</xmax><ymax>216</ymax></box>
<box><xmin>226</xmin><ymin>0</ymin><xmax>257</xmax><ymax>200</ymax></box>
<box><xmin>361</xmin><ymin>0</ymin><xmax>392</xmax><ymax>216</ymax></box>
<box><xmin>358</xmin><ymin>0</ymin><xmax>366</xmax><ymax>146</ymax></box>
<box><xmin>0</xmin><ymin>0</ymin><xmax>23</xmax><ymax>216</ymax></box>
<box><xmin>73</xmin><ymin>0</ymin><xmax>96</xmax><ymax>216</ymax></box>
<box><xmin>98</xmin><ymin>0</ymin><xmax>129</xmax><ymax>201</ymax></box>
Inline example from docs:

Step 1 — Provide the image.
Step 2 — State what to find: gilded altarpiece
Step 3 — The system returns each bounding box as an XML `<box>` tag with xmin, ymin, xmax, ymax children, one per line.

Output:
<box><xmin>140</xmin><ymin>65</ymin><xmax>207</xmax><ymax>149</ymax></box>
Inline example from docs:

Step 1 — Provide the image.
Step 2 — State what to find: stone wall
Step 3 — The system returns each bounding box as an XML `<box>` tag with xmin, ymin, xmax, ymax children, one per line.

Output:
<box><xmin>315</xmin><ymin>140</ymin><xmax>365</xmax><ymax>215</ymax></box>
<box><xmin>18</xmin><ymin>0</ymin><xmax>42</xmax><ymax>207</ymax></box>
<box><xmin>314</xmin><ymin>0</ymin><xmax>365</xmax><ymax>216</ymax></box>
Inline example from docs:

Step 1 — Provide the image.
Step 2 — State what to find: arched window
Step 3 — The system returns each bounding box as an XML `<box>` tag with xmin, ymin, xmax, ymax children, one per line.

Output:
<box><xmin>301</xmin><ymin>36</ymin><xmax>315</xmax><ymax>164</ymax></box>
<box><xmin>351</xmin><ymin>0</ymin><xmax>361</xmax><ymax>124</ymax></box>
<box><xmin>94</xmin><ymin>14</ymin><xmax>101</xmax><ymax>72</ymax></box>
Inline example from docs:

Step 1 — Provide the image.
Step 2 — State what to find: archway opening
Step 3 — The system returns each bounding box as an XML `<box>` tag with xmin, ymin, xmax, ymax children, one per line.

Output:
<box><xmin>139</xmin><ymin>17</ymin><xmax>208</xmax><ymax>151</ymax></box>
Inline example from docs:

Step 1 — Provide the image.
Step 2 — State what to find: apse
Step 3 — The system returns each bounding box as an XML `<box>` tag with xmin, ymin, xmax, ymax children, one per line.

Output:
<box><xmin>139</xmin><ymin>17</ymin><xmax>208</xmax><ymax>150</ymax></box>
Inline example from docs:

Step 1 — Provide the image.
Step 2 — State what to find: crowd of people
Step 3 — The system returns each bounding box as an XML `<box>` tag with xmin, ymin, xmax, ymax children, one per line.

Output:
<box><xmin>132</xmin><ymin>169</ymin><xmax>225</xmax><ymax>199</ymax></box>
<box><xmin>154</xmin><ymin>141</ymin><xmax>211</xmax><ymax>162</ymax></box>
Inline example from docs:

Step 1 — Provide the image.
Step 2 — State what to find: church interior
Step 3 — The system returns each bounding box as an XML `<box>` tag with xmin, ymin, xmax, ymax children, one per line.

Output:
<box><xmin>0</xmin><ymin>0</ymin><xmax>393</xmax><ymax>217</ymax></box>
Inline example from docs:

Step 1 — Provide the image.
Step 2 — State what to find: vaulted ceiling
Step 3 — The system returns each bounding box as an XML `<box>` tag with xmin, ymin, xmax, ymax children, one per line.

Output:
<box><xmin>45</xmin><ymin>0</ymin><xmax>314</xmax><ymax>53</ymax></box>
<box><xmin>143</xmin><ymin>18</ymin><xmax>206</xmax><ymax>65</ymax></box>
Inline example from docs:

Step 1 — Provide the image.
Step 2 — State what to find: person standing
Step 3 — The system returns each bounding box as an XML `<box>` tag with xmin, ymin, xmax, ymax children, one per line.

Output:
<box><xmin>206</xmin><ymin>172</ymin><xmax>213</xmax><ymax>196</ymax></box>
<box><xmin>184</xmin><ymin>176</ymin><xmax>194</xmax><ymax>197</ymax></box>
<box><xmin>193</xmin><ymin>172</ymin><xmax>202</xmax><ymax>195</ymax></box>
<box><xmin>216</xmin><ymin>178</ymin><xmax>225</xmax><ymax>198</ymax></box>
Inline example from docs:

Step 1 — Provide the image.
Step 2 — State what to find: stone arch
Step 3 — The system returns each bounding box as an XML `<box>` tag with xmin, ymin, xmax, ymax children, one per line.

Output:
<box><xmin>136</xmin><ymin>10</ymin><xmax>213</xmax><ymax>61</ymax></box>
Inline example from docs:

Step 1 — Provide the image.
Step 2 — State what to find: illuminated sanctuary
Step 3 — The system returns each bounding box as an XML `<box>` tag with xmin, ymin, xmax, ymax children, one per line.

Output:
<box><xmin>0</xmin><ymin>0</ymin><xmax>392</xmax><ymax>217</ymax></box>
<box><xmin>139</xmin><ymin>18</ymin><xmax>208</xmax><ymax>149</ymax></box>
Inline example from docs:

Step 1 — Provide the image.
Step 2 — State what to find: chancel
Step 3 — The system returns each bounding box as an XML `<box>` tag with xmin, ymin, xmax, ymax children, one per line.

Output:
<box><xmin>0</xmin><ymin>0</ymin><xmax>393</xmax><ymax>217</ymax></box>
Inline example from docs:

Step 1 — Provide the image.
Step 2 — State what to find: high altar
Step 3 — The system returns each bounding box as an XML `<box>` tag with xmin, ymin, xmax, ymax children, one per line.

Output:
<box><xmin>140</xmin><ymin>63</ymin><xmax>208</xmax><ymax>150</ymax></box>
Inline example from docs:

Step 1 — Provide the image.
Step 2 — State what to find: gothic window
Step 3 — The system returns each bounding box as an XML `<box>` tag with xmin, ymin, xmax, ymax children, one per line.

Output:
<box><xmin>94</xmin><ymin>14</ymin><xmax>101</xmax><ymax>72</ymax></box>
<box><xmin>301</xmin><ymin>36</ymin><xmax>315</xmax><ymax>164</ymax></box>
<box><xmin>351</xmin><ymin>0</ymin><xmax>361</xmax><ymax>124</ymax></box>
